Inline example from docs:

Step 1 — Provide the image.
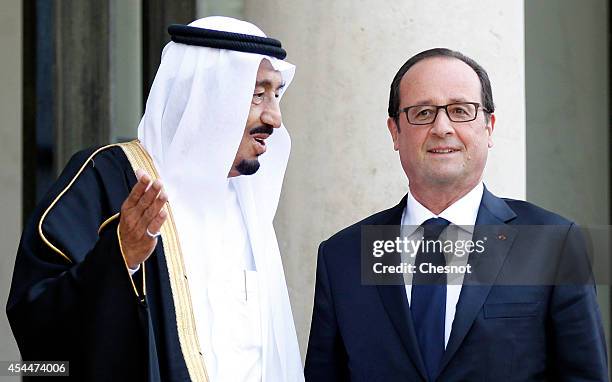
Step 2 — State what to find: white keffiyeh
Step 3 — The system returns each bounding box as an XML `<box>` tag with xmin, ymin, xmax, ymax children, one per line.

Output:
<box><xmin>138</xmin><ymin>16</ymin><xmax>303</xmax><ymax>382</ymax></box>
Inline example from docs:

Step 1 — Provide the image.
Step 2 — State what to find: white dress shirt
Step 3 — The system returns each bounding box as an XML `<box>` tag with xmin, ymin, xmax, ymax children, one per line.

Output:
<box><xmin>401</xmin><ymin>182</ymin><xmax>484</xmax><ymax>347</ymax></box>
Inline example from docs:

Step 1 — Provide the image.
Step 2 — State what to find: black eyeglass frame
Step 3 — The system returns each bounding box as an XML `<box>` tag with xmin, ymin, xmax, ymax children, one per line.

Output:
<box><xmin>398</xmin><ymin>102</ymin><xmax>492</xmax><ymax>125</ymax></box>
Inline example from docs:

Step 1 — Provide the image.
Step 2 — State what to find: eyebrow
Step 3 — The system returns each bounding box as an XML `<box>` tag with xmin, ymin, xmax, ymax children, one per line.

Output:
<box><xmin>409</xmin><ymin>97</ymin><xmax>470</xmax><ymax>106</ymax></box>
<box><xmin>255</xmin><ymin>79</ymin><xmax>286</xmax><ymax>91</ymax></box>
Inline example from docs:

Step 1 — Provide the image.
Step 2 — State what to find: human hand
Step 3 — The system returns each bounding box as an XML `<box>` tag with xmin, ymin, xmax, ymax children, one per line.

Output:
<box><xmin>119</xmin><ymin>169</ymin><xmax>168</xmax><ymax>269</ymax></box>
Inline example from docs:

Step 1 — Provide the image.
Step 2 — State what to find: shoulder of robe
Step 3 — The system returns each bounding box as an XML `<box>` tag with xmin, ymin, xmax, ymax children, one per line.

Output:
<box><xmin>28</xmin><ymin>143</ymin><xmax>136</xmax><ymax>265</ymax></box>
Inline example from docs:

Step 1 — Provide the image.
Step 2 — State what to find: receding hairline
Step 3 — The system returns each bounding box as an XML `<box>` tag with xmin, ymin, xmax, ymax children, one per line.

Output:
<box><xmin>399</xmin><ymin>55</ymin><xmax>481</xmax><ymax>85</ymax></box>
<box><xmin>397</xmin><ymin>56</ymin><xmax>484</xmax><ymax>103</ymax></box>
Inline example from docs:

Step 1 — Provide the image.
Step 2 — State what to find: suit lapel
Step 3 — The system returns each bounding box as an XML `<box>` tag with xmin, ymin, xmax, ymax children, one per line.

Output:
<box><xmin>375</xmin><ymin>195</ymin><xmax>429</xmax><ymax>381</ymax></box>
<box><xmin>439</xmin><ymin>188</ymin><xmax>517</xmax><ymax>373</ymax></box>
<box><xmin>377</xmin><ymin>284</ymin><xmax>428</xmax><ymax>380</ymax></box>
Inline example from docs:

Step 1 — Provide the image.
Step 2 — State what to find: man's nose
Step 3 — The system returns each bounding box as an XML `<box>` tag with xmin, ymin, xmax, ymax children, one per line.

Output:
<box><xmin>429</xmin><ymin>109</ymin><xmax>455</xmax><ymax>137</ymax></box>
<box><xmin>261</xmin><ymin>99</ymin><xmax>282</xmax><ymax>129</ymax></box>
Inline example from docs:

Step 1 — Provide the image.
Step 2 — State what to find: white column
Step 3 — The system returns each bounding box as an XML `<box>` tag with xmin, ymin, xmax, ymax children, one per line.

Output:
<box><xmin>0</xmin><ymin>0</ymin><xmax>23</xmax><ymax>376</ymax></box>
<box><xmin>110</xmin><ymin>0</ymin><xmax>142</xmax><ymax>142</ymax></box>
<box><xmin>196</xmin><ymin>0</ymin><xmax>244</xmax><ymax>19</ymax></box>
<box><xmin>525</xmin><ymin>0</ymin><xmax>610</xmax><ymax>359</ymax></box>
<box><xmin>245</xmin><ymin>0</ymin><xmax>526</xmax><ymax>356</ymax></box>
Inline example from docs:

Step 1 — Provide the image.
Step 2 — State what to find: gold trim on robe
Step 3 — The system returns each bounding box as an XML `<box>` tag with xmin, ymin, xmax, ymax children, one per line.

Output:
<box><xmin>38</xmin><ymin>144</ymin><xmax>121</xmax><ymax>263</ymax></box>
<box><xmin>98</xmin><ymin>212</ymin><xmax>120</xmax><ymax>234</ymax></box>
<box><xmin>119</xmin><ymin>140</ymin><xmax>210</xmax><ymax>382</ymax></box>
<box><xmin>38</xmin><ymin>143</ymin><xmax>145</xmax><ymax>300</ymax></box>
<box><xmin>116</xmin><ymin>222</ymin><xmax>147</xmax><ymax>300</ymax></box>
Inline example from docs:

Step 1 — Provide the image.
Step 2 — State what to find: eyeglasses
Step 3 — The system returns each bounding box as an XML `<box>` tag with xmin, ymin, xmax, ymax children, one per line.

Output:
<box><xmin>399</xmin><ymin>102</ymin><xmax>491</xmax><ymax>125</ymax></box>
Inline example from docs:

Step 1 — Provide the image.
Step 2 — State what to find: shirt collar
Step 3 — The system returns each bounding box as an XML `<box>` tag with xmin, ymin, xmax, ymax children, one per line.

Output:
<box><xmin>401</xmin><ymin>182</ymin><xmax>484</xmax><ymax>235</ymax></box>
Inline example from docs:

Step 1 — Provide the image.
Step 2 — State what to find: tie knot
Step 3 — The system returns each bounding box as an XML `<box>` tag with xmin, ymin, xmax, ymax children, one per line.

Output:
<box><xmin>421</xmin><ymin>217</ymin><xmax>450</xmax><ymax>240</ymax></box>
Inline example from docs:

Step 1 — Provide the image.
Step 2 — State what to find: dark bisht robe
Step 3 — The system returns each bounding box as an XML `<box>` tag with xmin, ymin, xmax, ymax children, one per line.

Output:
<box><xmin>7</xmin><ymin>141</ymin><xmax>209</xmax><ymax>381</ymax></box>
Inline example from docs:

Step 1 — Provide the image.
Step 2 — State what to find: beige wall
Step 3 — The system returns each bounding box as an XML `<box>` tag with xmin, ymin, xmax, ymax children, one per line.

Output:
<box><xmin>245</xmin><ymin>0</ymin><xmax>526</xmax><ymax>357</ymax></box>
<box><xmin>0</xmin><ymin>0</ymin><xmax>22</xmax><ymax>378</ymax></box>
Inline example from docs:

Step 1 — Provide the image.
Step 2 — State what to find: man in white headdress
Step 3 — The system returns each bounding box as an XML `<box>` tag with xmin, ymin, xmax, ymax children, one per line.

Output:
<box><xmin>8</xmin><ymin>16</ymin><xmax>304</xmax><ymax>382</ymax></box>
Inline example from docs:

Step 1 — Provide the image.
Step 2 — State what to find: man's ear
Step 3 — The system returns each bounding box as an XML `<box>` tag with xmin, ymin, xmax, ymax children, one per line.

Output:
<box><xmin>387</xmin><ymin>117</ymin><xmax>400</xmax><ymax>151</ymax></box>
<box><xmin>487</xmin><ymin>113</ymin><xmax>495</xmax><ymax>148</ymax></box>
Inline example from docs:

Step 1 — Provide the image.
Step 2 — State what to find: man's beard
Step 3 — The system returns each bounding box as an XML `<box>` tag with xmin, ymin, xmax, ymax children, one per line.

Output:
<box><xmin>234</xmin><ymin>125</ymin><xmax>272</xmax><ymax>176</ymax></box>
<box><xmin>235</xmin><ymin>158</ymin><xmax>261</xmax><ymax>175</ymax></box>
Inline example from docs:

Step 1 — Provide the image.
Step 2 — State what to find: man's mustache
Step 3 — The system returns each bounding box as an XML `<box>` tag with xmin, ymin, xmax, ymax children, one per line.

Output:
<box><xmin>249</xmin><ymin>125</ymin><xmax>274</xmax><ymax>136</ymax></box>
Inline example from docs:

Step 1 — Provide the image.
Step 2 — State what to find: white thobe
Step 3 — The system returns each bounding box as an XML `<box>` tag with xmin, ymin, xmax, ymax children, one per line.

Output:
<box><xmin>197</xmin><ymin>181</ymin><xmax>263</xmax><ymax>382</ymax></box>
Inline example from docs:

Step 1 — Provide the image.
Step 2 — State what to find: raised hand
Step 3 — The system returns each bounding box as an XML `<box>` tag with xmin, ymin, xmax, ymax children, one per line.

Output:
<box><xmin>119</xmin><ymin>169</ymin><xmax>168</xmax><ymax>269</ymax></box>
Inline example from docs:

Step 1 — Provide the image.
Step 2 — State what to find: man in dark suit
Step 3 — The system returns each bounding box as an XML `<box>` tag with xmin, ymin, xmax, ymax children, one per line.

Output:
<box><xmin>304</xmin><ymin>48</ymin><xmax>608</xmax><ymax>381</ymax></box>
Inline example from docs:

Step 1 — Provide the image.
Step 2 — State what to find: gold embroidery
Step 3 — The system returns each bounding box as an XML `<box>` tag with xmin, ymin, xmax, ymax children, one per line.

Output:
<box><xmin>119</xmin><ymin>140</ymin><xmax>209</xmax><ymax>382</ymax></box>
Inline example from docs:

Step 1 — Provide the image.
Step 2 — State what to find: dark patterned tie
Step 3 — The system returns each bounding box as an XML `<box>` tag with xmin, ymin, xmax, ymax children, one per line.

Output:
<box><xmin>411</xmin><ymin>217</ymin><xmax>450</xmax><ymax>381</ymax></box>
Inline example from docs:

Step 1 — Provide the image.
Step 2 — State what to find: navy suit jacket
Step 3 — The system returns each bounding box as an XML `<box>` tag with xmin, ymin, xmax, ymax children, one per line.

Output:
<box><xmin>305</xmin><ymin>188</ymin><xmax>608</xmax><ymax>381</ymax></box>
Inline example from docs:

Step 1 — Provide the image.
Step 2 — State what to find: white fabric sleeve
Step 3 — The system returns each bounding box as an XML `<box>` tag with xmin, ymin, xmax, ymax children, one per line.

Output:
<box><xmin>128</xmin><ymin>264</ymin><xmax>141</xmax><ymax>276</ymax></box>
